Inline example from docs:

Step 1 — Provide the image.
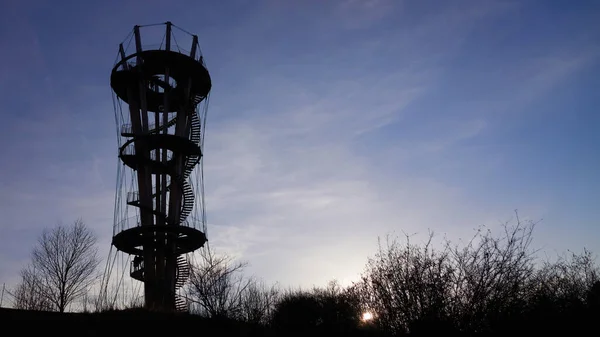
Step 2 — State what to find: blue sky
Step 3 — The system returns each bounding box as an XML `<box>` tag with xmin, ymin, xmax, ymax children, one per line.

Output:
<box><xmin>0</xmin><ymin>0</ymin><xmax>599</xmax><ymax>291</ymax></box>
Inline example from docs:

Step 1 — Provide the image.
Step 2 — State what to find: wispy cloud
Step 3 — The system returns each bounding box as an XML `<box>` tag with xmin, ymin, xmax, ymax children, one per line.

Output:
<box><xmin>1</xmin><ymin>0</ymin><xmax>598</xmax><ymax>292</ymax></box>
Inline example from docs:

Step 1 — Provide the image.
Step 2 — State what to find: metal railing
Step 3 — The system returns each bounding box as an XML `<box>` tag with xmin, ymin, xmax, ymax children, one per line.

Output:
<box><xmin>121</xmin><ymin>146</ymin><xmax>174</xmax><ymax>162</ymax></box>
<box><xmin>121</xmin><ymin>113</ymin><xmax>177</xmax><ymax>135</ymax></box>
<box><xmin>113</xmin><ymin>216</ymin><xmax>141</xmax><ymax>233</ymax></box>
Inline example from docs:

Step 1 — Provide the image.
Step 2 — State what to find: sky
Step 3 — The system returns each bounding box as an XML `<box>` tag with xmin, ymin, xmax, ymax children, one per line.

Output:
<box><xmin>0</xmin><ymin>0</ymin><xmax>599</xmax><ymax>293</ymax></box>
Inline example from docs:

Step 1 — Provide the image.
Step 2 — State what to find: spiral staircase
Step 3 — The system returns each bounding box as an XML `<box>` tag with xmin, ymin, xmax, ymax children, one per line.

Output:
<box><xmin>118</xmin><ymin>95</ymin><xmax>202</xmax><ymax>312</ymax></box>
<box><xmin>120</xmin><ymin>100</ymin><xmax>202</xmax><ymax>226</ymax></box>
<box><xmin>130</xmin><ymin>254</ymin><xmax>191</xmax><ymax>312</ymax></box>
<box><xmin>174</xmin><ymin>255</ymin><xmax>191</xmax><ymax>312</ymax></box>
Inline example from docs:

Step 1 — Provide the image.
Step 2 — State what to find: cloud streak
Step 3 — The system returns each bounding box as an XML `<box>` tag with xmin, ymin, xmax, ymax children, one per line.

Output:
<box><xmin>1</xmin><ymin>0</ymin><xmax>599</xmax><ymax>294</ymax></box>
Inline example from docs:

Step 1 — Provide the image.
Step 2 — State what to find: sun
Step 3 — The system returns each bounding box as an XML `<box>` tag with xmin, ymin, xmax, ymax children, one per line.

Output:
<box><xmin>362</xmin><ymin>312</ymin><xmax>373</xmax><ymax>321</ymax></box>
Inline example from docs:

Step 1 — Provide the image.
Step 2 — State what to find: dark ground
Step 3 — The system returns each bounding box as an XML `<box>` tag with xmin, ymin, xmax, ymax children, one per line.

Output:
<box><xmin>0</xmin><ymin>308</ymin><xmax>266</xmax><ymax>337</ymax></box>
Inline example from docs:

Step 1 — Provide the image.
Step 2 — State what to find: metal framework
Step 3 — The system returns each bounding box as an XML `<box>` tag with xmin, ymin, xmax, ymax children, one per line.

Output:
<box><xmin>98</xmin><ymin>22</ymin><xmax>211</xmax><ymax>312</ymax></box>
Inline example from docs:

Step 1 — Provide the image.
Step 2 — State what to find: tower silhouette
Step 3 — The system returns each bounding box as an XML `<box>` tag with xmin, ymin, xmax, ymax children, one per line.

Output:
<box><xmin>102</xmin><ymin>22</ymin><xmax>211</xmax><ymax>312</ymax></box>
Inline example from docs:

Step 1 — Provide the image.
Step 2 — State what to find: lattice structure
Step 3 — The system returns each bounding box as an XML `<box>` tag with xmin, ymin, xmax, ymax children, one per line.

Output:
<box><xmin>98</xmin><ymin>22</ymin><xmax>211</xmax><ymax>312</ymax></box>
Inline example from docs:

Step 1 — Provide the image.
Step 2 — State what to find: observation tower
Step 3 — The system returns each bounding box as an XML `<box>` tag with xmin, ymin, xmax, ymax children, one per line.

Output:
<box><xmin>101</xmin><ymin>22</ymin><xmax>211</xmax><ymax>312</ymax></box>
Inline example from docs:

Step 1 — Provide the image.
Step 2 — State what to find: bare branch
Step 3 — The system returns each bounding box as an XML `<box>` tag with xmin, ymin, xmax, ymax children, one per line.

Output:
<box><xmin>25</xmin><ymin>219</ymin><xmax>100</xmax><ymax>312</ymax></box>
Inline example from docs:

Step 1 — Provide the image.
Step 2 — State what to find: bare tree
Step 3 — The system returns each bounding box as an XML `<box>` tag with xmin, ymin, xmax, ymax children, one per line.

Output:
<box><xmin>185</xmin><ymin>246</ymin><xmax>280</xmax><ymax>322</ymax></box>
<box><xmin>186</xmin><ymin>247</ymin><xmax>253</xmax><ymax>319</ymax></box>
<box><xmin>10</xmin><ymin>265</ymin><xmax>53</xmax><ymax>311</ymax></box>
<box><xmin>29</xmin><ymin>219</ymin><xmax>100</xmax><ymax>312</ymax></box>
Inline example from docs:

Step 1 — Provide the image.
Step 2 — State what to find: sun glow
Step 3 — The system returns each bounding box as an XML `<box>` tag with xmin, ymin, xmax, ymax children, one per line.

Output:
<box><xmin>362</xmin><ymin>312</ymin><xmax>373</xmax><ymax>321</ymax></box>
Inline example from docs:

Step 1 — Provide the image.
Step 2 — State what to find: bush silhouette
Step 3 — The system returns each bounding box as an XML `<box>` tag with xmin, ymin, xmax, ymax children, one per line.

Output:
<box><xmin>270</xmin><ymin>283</ymin><xmax>364</xmax><ymax>336</ymax></box>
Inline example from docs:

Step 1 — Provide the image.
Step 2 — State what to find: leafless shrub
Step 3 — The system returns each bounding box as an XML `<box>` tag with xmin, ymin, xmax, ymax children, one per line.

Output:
<box><xmin>10</xmin><ymin>265</ymin><xmax>54</xmax><ymax>311</ymax></box>
<box><xmin>531</xmin><ymin>248</ymin><xmax>599</xmax><ymax>309</ymax></box>
<box><xmin>240</xmin><ymin>280</ymin><xmax>280</xmax><ymax>324</ymax></box>
<box><xmin>358</xmin><ymin>231</ymin><xmax>455</xmax><ymax>335</ymax></box>
<box><xmin>356</xmin><ymin>213</ymin><xmax>581</xmax><ymax>334</ymax></box>
<box><xmin>447</xmin><ymin>215</ymin><xmax>538</xmax><ymax>332</ymax></box>
<box><xmin>270</xmin><ymin>280</ymin><xmax>363</xmax><ymax>334</ymax></box>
